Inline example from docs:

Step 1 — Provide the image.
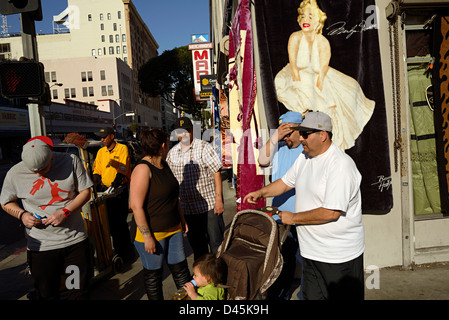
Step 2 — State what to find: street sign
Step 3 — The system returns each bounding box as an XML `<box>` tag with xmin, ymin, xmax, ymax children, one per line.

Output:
<box><xmin>0</xmin><ymin>0</ymin><xmax>42</xmax><ymax>20</ymax></box>
<box><xmin>0</xmin><ymin>61</ymin><xmax>45</xmax><ymax>98</ymax></box>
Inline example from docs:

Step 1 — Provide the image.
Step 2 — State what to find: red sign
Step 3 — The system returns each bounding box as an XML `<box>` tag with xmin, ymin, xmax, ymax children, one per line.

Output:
<box><xmin>192</xmin><ymin>49</ymin><xmax>211</xmax><ymax>101</ymax></box>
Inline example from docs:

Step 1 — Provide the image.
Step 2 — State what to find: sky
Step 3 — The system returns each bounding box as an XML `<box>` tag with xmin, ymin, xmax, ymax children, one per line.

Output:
<box><xmin>2</xmin><ymin>0</ymin><xmax>210</xmax><ymax>53</ymax></box>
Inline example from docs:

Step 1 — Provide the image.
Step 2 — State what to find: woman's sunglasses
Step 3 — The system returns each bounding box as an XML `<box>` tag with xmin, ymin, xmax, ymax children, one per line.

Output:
<box><xmin>299</xmin><ymin>129</ymin><xmax>322</xmax><ymax>139</ymax></box>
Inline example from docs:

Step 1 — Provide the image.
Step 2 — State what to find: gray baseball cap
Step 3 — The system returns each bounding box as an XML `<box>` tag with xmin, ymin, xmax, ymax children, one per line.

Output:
<box><xmin>291</xmin><ymin>111</ymin><xmax>332</xmax><ymax>132</ymax></box>
<box><xmin>21</xmin><ymin>137</ymin><xmax>53</xmax><ymax>172</ymax></box>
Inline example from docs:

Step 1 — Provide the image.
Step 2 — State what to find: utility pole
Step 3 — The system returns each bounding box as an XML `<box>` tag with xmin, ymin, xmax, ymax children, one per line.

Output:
<box><xmin>21</xmin><ymin>10</ymin><xmax>45</xmax><ymax>137</ymax></box>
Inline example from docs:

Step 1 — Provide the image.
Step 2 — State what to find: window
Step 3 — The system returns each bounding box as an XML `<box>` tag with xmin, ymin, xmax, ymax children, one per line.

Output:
<box><xmin>51</xmin><ymin>71</ymin><xmax>57</xmax><ymax>82</ymax></box>
<box><xmin>101</xmin><ymin>35</ymin><xmax>105</xmax><ymax>42</ymax></box>
<box><xmin>82</xmin><ymin>87</ymin><xmax>88</xmax><ymax>97</ymax></box>
<box><xmin>64</xmin><ymin>88</ymin><xmax>70</xmax><ymax>98</ymax></box>
<box><xmin>116</xmin><ymin>46</ymin><xmax>120</xmax><ymax>54</ymax></box>
<box><xmin>88</xmin><ymin>71</ymin><xmax>93</xmax><ymax>81</ymax></box>
<box><xmin>100</xmin><ymin>13</ymin><xmax>103</xmax><ymax>20</ymax></box>
<box><xmin>89</xmin><ymin>87</ymin><xmax>94</xmax><ymax>97</ymax></box>
<box><xmin>92</xmin><ymin>49</ymin><xmax>96</xmax><ymax>56</ymax></box>
<box><xmin>81</xmin><ymin>72</ymin><xmax>86</xmax><ymax>82</ymax></box>
<box><xmin>115</xmin><ymin>34</ymin><xmax>119</xmax><ymax>42</ymax></box>
<box><xmin>101</xmin><ymin>86</ymin><xmax>107</xmax><ymax>96</ymax></box>
<box><xmin>109</xmin><ymin>35</ymin><xmax>113</xmax><ymax>43</ymax></box>
<box><xmin>118</xmin><ymin>11</ymin><xmax>121</xmax><ymax>19</ymax></box>
<box><xmin>123</xmin><ymin>45</ymin><xmax>127</xmax><ymax>54</ymax></box>
<box><xmin>113</xmin><ymin>23</ymin><xmax>117</xmax><ymax>31</ymax></box>
<box><xmin>45</xmin><ymin>72</ymin><xmax>50</xmax><ymax>83</ymax></box>
<box><xmin>100</xmin><ymin>70</ymin><xmax>106</xmax><ymax>80</ymax></box>
<box><xmin>109</xmin><ymin>46</ymin><xmax>114</xmax><ymax>55</ymax></box>
<box><xmin>52</xmin><ymin>89</ymin><xmax>58</xmax><ymax>99</ymax></box>
<box><xmin>98</xmin><ymin>48</ymin><xmax>103</xmax><ymax>56</ymax></box>
<box><xmin>88</xmin><ymin>14</ymin><xmax>92</xmax><ymax>21</ymax></box>
<box><xmin>108</xmin><ymin>85</ymin><xmax>113</xmax><ymax>96</ymax></box>
<box><xmin>107</xmin><ymin>13</ymin><xmax>111</xmax><ymax>20</ymax></box>
<box><xmin>122</xmin><ymin>34</ymin><xmax>126</xmax><ymax>42</ymax></box>
<box><xmin>71</xmin><ymin>88</ymin><xmax>76</xmax><ymax>98</ymax></box>
<box><xmin>100</xmin><ymin>23</ymin><xmax>104</xmax><ymax>31</ymax></box>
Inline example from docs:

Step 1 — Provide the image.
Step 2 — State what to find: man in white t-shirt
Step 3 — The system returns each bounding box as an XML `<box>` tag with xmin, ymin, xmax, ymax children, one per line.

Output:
<box><xmin>244</xmin><ymin>111</ymin><xmax>364</xmax><ymax>300</ymax></box>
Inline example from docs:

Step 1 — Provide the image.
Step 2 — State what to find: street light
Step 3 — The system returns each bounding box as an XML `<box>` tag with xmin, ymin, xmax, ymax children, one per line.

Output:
<box><xmin>113</xmin><ymin>111</ymin><xmax>135</xmax><ymax>122</ymax></box>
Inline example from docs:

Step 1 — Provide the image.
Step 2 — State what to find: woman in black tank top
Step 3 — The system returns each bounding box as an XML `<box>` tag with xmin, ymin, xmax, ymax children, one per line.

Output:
<box><xmin>130</xmin><ymin>129</ymin><xmax>190</xmax><ymax>300</ymax></box>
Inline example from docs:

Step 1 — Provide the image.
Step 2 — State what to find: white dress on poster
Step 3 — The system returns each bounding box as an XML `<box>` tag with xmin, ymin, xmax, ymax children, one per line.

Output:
<box><xmin>274</xmin><ymin>0</ymin><xmax>375</xmax><ymax>150</ymax></box>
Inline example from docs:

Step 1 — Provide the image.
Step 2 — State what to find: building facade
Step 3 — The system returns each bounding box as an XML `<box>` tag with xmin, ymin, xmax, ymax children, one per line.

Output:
<box><xmin>0</xmin><ymin>0</ymin><xmax>162</xmax><ymax>132</ymax></box>
<box><xmin>210</xmin><ymin>0</ymin><xmax>449</xmax><ymax>270</ymax></box>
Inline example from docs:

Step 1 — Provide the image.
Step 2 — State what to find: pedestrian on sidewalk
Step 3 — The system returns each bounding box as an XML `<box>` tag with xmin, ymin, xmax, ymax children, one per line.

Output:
<box><xmin>93</xmin><ymin>127</ymin><xmax>135</xmax><ymax>263</ymax></box>
<box><xmin>167</xmin><ymin>117</ymin><xmax>225</xmax><ymax>260</ymax></box>
<box><xmin>130</xmin><ymin>129</ymin><xmax>190</xmax><ymax>300</ymax></box>
<box><xmin>258</xmin><ymin>111</ymin><xmax>304</xmax><ymax>300</ymax></box>
<box><xmin>244</xmin><ymin>112</ymin><xmax>365</xmax><ymax>300</ymax></box>
<box><xmin>0</xmin><ymin>136</ymin><xmax>93</xmax><ymax>300</ymax></box>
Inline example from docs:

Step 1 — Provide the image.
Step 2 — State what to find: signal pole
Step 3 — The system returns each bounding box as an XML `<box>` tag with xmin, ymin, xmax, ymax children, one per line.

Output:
<box><xmin>21</xmin><ymin>10</ymin><xmax>46</xmax><ymax>137</ymax></box>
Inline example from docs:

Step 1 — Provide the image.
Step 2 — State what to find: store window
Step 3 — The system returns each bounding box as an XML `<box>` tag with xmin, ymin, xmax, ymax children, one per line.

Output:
<box><xmin>402</xmin><ymin>8</ymin><xmax>449</xmax><ymax>217</ymax></box>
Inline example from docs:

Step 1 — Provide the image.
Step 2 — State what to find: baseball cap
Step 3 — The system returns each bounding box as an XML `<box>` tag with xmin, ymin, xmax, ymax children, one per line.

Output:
<box><xmin>175</xmin><ymin>117</ymin><xmax>193</xmax><ymax>130</ymax></box>
<box><xmin>95</xmin><ymin>127</ymin><xmax>115</xmax><ymax>138</ymax></box>
<box><xmin>279</xmin><ymin>111</ymin><xmax>303</xmax><ymax>125</ymax></box>
<box><xmin>292</xmin><ymin>111</ymin><xmax>332</xmax><ymax>132</ymax></box>
<box><xmin>21</xmin><ymin>136</ymin><xmax>54</xmax><ymax>172</ymax></box>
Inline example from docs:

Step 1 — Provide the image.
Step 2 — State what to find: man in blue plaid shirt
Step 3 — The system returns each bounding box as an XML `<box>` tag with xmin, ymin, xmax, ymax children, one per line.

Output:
<box><xmin>167</xmin><ymin>117</ymin><xmax>225</xmax><ymax>260</ymax></box>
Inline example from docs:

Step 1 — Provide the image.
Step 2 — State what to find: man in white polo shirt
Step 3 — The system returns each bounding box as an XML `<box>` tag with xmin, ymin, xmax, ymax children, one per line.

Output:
<box><xmin>244</xmin><ymin>111</ymin><xmax>364</xmax><ymax>300</ymax></box>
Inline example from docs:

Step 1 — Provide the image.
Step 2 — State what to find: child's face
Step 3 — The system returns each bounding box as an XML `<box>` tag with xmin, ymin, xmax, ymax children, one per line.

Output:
<box><xmin>192</xmin><ymin>266</ymin><xmax>210</xmax><ymax>287</ymax></box>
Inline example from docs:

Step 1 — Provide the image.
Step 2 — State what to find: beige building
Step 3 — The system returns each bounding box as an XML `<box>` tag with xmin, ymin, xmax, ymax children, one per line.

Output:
<box><xmin>0</xmin><ymin>0</ymin><xmax>161</xmax><ymax>131</ymax></box>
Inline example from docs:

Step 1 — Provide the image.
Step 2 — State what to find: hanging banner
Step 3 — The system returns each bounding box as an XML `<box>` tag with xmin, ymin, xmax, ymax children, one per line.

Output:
<box><xmin>229</xmin><ymin>0</ymin><xmax>265</xmax><ymax>211</ymax></box>
<box><xmin>253</xmin><ymin>0</ymin><xmax>392</xmax><ymax>213</ymax></box>
<box><xmin>433</xmin><ymin>15</ymin><xmax>449</xmax><ymax>213</ymax></box>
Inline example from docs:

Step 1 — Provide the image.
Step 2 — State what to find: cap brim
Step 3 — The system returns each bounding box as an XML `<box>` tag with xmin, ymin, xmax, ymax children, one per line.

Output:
<box><xmin>291</xmin><ymin>125</ymin><xmax>316</xmax><ymax>131</ymax></box>
<box><xmin>95</xmin><ymin>132</ymin><xmax>108</xmax><ymax>138</ymax></box>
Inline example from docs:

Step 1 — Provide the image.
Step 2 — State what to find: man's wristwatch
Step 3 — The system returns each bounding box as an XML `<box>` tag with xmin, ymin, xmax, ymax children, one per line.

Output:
<box><xmin>62</xmin><ymin>208</ymin><xmax>72</xmax><ymax>217</ymax></box>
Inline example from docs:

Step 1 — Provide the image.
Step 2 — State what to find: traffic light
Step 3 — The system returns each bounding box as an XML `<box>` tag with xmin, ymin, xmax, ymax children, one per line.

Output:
<box><xmin>0</xmin><ymin>0</ymin><xmax>42</xmax><ymax>20</ymax></box>
<box><xmin>0</xmin><ymin>61</ymin><xmax>45</xmax><ymax>99</ymax></box>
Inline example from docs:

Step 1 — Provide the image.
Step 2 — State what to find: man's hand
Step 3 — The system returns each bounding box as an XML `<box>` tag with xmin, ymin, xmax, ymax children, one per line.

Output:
<box><xmin>278</xmin><ymin>211</ymin><xmax>295</xmax><ymax>225</ymax></box>
<box><xmin>44</xmin><ymin>210</ymin><xmax>67</xmax><ymax>227</ymax></box>
<box><xmin>243</xmin><ymin>190</ymin><xmax>263</xmax><ymax>205</ymax></box>
<box><xmin>214</xmin><ymin>197</ymin><xmax>224</xmax><ymax>215</ymax></box>
<box><xmin>276</xmin><ymin>123</ymin><xmax>294</xmax><ymax>141</ymax></box>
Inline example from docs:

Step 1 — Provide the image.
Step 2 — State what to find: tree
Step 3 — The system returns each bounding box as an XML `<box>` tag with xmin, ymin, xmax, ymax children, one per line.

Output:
<box><xmin>138</xmin><ymin>46</ymin><xmax>204</xmax><ymax>118</ymax></box>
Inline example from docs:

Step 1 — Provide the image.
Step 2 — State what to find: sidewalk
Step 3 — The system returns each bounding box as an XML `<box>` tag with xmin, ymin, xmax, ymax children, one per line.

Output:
<box><xmin>1</xmin><ymin>180</ymin><xmax>449</xmax><ymax>300</ymax></box>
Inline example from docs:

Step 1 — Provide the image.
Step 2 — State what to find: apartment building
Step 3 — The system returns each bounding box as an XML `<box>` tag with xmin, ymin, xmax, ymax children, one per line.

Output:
<box><xmin>0</xmin><ymin>0</ymin><xmax>162</xmax><ymax>131</ymax></box>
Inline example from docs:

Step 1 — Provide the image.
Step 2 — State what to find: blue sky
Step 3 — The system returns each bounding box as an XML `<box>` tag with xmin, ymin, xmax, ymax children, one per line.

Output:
<box><xmin>2</xmin><ymin>0</ymin><xmax>210</xmax><ymax>53</ymax></box>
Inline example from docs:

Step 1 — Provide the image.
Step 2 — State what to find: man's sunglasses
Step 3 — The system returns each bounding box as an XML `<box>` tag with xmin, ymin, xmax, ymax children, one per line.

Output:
<box><xmin>299</xmin><ymin>129</ymin><xmax>322</xmax><ymax>139</ymax></box>
<box><xmin>283</xmin><ymin>130</ymin><xmax>294</xmax><ymax>139</ymax></box>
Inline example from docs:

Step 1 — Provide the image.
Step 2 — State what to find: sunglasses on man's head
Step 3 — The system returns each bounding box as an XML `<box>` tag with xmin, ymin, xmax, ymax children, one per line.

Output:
<box><xmin>299</xmin><ymin>129</ymin><xmax>322</xmax><ymax>139</ymax></box>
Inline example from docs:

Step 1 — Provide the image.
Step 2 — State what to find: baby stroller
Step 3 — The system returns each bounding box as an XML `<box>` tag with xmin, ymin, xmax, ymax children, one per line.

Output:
<box><xmin>216</xmin><ymin>207</ymin><xmax>290</xmax><ymax>300</ymax></box>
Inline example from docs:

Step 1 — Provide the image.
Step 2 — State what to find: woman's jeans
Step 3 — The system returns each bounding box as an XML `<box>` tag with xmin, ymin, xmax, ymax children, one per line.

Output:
<box><xmin>134</xmin><ymin>231</ymin><xmax>186</xmax><ymax>270</ymax></box>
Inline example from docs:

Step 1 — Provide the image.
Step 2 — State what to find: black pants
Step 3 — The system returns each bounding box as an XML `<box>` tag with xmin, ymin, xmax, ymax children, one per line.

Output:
<box><xmin>302</xmin><ymin>253</ymin><xmax>364</xmax><ymax>300</ymax></box>
<box><xmin>106</xmin><ymin>186</ymin><xmax>134</xmax><ymax>259</ymax></box>
<box><xmin>27</xmin><ymin>239</ymin><xmax>91</xmax><ymax>300</ymax></box>
<box><xmin>184</xmin><ymin>210</ymin><xmax>225</xmax><ymax>260</ymax></box>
